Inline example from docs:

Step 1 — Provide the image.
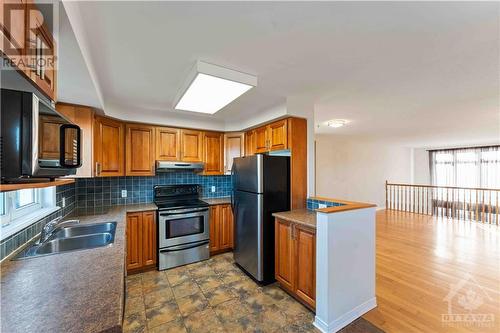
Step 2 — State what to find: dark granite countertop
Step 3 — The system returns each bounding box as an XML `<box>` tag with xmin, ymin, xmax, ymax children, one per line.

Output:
<box><xmin>0</xmin><ymin>203</ymin><xmax>156</xmax><ymax>333</ymax></box>
<box><xmin>273</xmin><ymin>209</ymin><xmax>317</xmax><ymax>229</ymax></box>
<box><xmin>202</xmin><ymin>197</ymin><xmax>231</xmax><ymax>205</ymax></box>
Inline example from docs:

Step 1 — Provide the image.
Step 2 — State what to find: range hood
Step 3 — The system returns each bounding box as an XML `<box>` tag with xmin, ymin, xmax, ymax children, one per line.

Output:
<box><xmin>156</xmin><ymin>161</ymin><xmax>204</xmax><ymax>172</ymax></box>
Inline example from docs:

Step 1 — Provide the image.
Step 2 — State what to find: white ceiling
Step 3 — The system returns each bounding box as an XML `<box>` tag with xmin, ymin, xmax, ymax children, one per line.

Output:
<box><xmin>60</xmin><ymin>1</ymin><xmax>499</xmax><ymax>146</ymax></box>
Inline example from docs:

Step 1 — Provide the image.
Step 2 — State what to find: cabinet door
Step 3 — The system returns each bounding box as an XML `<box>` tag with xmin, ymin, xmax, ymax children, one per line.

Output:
<box><xmin>203</xmin><ymin>132</ymin><xmax>224</xmax><ymax>175</ymax></box>
<box><xmin>245</xmin><ymin>130</ymin><xmax>255</xmax><ymax>156</ymax></box>
<box><xmin>27</xmin><ymin>4</ymin><xmax>56</xmax><ymax>100</ymax></box>
<box><xmin>126</xmin><ymin>124</ymin><xmax>155</xmax><ymax>176</ymax></box>
<box><xmin>294</xmin><ymin>225</ymin><xmax>316</xmax><ymax>309</ymax></box>
<box><xmin>39</xmin><ymin>115</ymin><xmax>64</xmax><ymax>159</ymax></box>
<box><xmin>224</xmin><ymin>132</ymin><xmax>244</xmax><ymax>174</ymax></box>
<box><xmin>180</xmin><ymin>129</ymin><xmax>203</xmax><ymax>162</ymax></box>
<box><xmin>56</xmin><ymin>103</ymin><xmax>95</xmax><ymax>178</ymax></box>
<box><xmin>126</xmin><ymin>212</ymin><xmax>143</xmax><ymax>271</ymax></box>
<box><xmin>268</xmin><ymin>119</ymin><xmax>288</xmax><ymax>151</ymax></box>
<box><xmin>219</xmin><ymin>204</ymin><xmax>234</xmax><ymax>250</ymax></box>
<box><xmin>254</xmin><ymin>126</ymin><xmax>268</xmax><ymax>153</ymax></box>
<box><xmin>142</xmin><ymin>211</ymin><xmax>157</xmax><ymax>267</ymax></box>
<box><xmin>155</xmin><ymin>127</ymin><xmax>180</xmax><ymax>161</ymax></box>
<box><xmin>94</xmin><ymin>116</ymin><xmax>125</xmax><ymax>177</ymax></box>
<box><xmin>275</xmin><ymin>218</ymin><xmax>294</xmax><ymax>291</ymax></box>
<box><xmin>0</xmin><ymin>0</ymin><xmax>27</xmax><ymax>73</ymax></box>
<box><xmin>209</xmin><ymin>205</ymin><xmax>220</xmax><ymax>253</ymax></box>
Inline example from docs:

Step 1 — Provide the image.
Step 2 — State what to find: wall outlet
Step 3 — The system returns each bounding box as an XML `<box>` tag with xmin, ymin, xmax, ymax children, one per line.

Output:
<box><xmin>62</xmin><ymin>197</ymin><xmax>66</xmax><ymax>208</ymax></box>
<box><xmin>121</xmin><ymin>190</ymin><xmax>127</xmax><ymax>198</ymax></box>
<box><xmin>318</xmin><ymin>203</ymin><xmax>327</xmax><ymax>209</ymax></box>
<box><xmin>211</xmin><ymin>186</ymin><xmax>216</xmax><ymax>193</ymax></box>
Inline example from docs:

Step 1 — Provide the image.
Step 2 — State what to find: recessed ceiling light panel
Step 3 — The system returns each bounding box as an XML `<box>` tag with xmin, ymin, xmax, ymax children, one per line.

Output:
<box><xmin>327</xmin><ymin>119</ymin><xmax>350</xmax><ymax>128</ymax></box>
<box><xmin>174</xmin><ymin>61</ymin><xmax>257</xmax><ymax>114</ymax></box>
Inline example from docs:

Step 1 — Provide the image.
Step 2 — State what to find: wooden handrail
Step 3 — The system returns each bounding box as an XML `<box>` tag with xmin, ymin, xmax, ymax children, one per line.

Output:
<box><xmin>386</xmin><ymin>182</ymin><xmax>500</xmax><ymax>192</ymax></box>
<box><xmin>385</xmin><ymin>181</ymin><xmax>499</xmax><ymax>224</ymax></box>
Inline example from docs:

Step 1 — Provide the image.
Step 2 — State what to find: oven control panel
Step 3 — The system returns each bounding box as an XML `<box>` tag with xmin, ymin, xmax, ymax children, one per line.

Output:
<box><xmin>154</xmin><ymin>184</ymin><xmax>201</xmax><ymax>198</ymax></box>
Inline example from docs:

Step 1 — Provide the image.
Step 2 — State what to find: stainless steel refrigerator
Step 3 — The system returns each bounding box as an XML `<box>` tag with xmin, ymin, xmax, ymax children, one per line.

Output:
<box><xmin>231</xmin><ymin>154</ymin><xmax>290</xmax><ymax>283</ymax></box>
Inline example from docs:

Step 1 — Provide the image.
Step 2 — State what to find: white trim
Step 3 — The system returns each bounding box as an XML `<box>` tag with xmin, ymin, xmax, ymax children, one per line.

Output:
<box><xmin>313</xmin><ymin>298</ymin><xmax>377</xmax><ymax>333</ymax></box>
<box><xmin>0</xmin><ymin>206</ymin><xmax>60</xmax><ymax>241</ymax></box>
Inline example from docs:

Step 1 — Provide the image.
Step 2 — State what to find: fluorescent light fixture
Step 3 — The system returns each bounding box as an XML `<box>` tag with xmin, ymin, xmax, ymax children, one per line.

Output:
<box><xmin>174</xmin><ymin>61</ymin><xmax>257</xmax><ymax>114</ymax></box>
<box><xmin>327</xmin><ymin>119</ymin><xmax>349</xmax><ymax>128</ymax></box>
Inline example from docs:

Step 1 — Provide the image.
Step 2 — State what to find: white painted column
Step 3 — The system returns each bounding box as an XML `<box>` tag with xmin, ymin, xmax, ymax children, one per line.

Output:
<box><xmin>314</xmin><ymin>208</ymin><xmax>377</xmax><ymax>333</ymax></box>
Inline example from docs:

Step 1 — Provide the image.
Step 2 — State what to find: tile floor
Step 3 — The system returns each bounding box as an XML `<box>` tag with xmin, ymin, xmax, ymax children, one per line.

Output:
<box><xmin>124</xmin><ymin>252</ymin><xmax>382</xmax><ymax>333</ymax></box>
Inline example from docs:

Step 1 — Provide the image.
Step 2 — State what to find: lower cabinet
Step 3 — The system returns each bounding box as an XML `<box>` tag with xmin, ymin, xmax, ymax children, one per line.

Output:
<box><xmin>275</xmin><ymin>218</ymin><xmax>316</xmax><ymax>310</ymax></box>
<box><xmin>209</xmin><ymin>204</ymin><xmax>234</xmax><ymax>255</ymax></box>
<box><xmin>126</xmin><ymin>211</ymin><xmax>157</xmax><ymax>274</ymax></box>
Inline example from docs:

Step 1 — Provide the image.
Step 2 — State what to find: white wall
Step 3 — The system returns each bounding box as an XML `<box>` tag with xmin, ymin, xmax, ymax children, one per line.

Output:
<box><xmin>315</xmin><ymin>135</ymin><xmax>412</xmax><ymax>208</ymax></box>
<box><xmin>412</xmin><ymin>148</ymin><xmax>431</xmax><ymax>184</ymax></box>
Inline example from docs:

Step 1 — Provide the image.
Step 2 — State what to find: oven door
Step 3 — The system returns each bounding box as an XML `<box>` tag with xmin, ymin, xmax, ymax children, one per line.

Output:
<box><xmin>158</xmin><ymin>207</ymin><xmax>210</xmax><ymax>248</ymax></box>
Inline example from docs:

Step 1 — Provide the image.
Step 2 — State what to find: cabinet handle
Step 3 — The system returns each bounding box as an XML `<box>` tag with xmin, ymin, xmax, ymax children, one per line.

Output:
<box><xmin>95</xmin><ymin>162</ymin><xmax>101</xmax><ymax>176</ymax></box>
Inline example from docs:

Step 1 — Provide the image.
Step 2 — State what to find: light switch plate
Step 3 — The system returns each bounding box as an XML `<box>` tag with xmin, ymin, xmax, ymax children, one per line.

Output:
<box><xmin>62</xmin><ymin>197</ymin><xmax>66</xmax><ymax>208</ymax></box>
<box><xmin>211</xmin><ymin>186</ymin><xmax>216</xmax><ymax>193</ymax></box>
<box><xmin>121</xmin><ymin>190</ymin><xmax>127</xmax><ymax>198</ymax></box>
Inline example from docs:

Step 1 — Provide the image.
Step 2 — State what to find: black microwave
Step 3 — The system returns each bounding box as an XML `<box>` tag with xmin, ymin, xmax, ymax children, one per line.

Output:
<box><xmin>1</xmin><ymin>89</ymin><xmax>82</xmax><ymax>182</ymax></box>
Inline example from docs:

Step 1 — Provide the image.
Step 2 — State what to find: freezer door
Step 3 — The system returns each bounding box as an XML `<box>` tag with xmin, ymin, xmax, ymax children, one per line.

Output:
<box><xmin>233</xmin><ymin>190</ymin><xmax>263</xmax><ymax>281</ymax></box>
<box><xmin>232</xmin><ymin>155</ymin><xmax>263</xmax><ymax>193</ymax></box>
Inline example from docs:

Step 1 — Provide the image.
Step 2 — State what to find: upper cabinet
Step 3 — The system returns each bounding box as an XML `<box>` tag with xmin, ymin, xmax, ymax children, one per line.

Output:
<box><xmin>56</xmin><ymin>103</ymin><xmax>94</xmax><ymax>177</ymax></box>
<box><xmin>202</xmin><ymin>132</ymin><xmax>224</xmax><ymax>175</ymax></box>
<box><xmin>94</xmin><ymin>116</ymin><xmax>125</xmax><ymax>177</ymax></box>
<box><xmin>1</xmin><ymin>1</ymin><xmax>57</xmax><ymax>100</ymax></box>
<box><xmin>245</xmin><ymin>117</ymin><xmax>307</xmax><ymax>209</ymax></box>
<box><xmin>224</xmin><ymin>132</ymin><xmax>245</xmax><ymax>174</ymax></box>
<box><xmin>126</xmin><ymin>124</ymin><xmax>155</xmax><ymax>176</ymax></box>
<box><xmin>245</xmin><ymin>130</ymin><xmax>255</xmax><ymax>156</ymax></box>
<box><xmin>248</xmin><ymin>119</ymin><xmax>288</xmax><ymax>154</ymax></box>
<box><xmin>155</xmin><ymin>127</ymin><xmax>180</xmax><ymax>161</ymax></box>
<box><xmin>180</xmin><ymin>129</ymin><xmax>203</xmax><ymax>162</ymax></box>
<box><xmin>268</xmin><ymin>119</ymin><xmax>288</xmax><ymax>151</ymax></box>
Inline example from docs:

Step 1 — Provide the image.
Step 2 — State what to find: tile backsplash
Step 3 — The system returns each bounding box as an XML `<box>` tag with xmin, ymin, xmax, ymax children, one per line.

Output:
<box><xmin>75</xmin><ymin>172</ymin><xmax>232</xmax><ymax>215</ymax></box>
<box><xmin>0</xmin><ymin>182</ymin><xmax>76</xmax><ymax>261</ymax></box>
<box><xmin>307</xmin><ymin>198</ymin><xmax>345</xmax><ymax>210</ymax></box>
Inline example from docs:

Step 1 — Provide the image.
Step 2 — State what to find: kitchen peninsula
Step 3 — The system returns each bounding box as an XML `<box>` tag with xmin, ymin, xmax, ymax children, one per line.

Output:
<box><xmin>273</xmin><ymin>197</ymin><xmax>377</xmax><ymax>333</ymax></box>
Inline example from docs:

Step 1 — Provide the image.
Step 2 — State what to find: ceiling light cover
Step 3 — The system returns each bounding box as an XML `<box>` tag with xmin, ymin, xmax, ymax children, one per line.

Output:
<box><xmin>174</xmin><ymin>61</ymin><xmax>257</xmax><ymax>114</ymax></box>
<box><xmin>327</xmin><ymin>119</ymin><xmax>349</xmax><ymax>128</ymax></box>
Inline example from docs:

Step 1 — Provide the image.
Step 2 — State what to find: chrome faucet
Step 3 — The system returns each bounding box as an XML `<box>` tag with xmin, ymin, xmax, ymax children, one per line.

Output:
<box><xmin>39</xmin><ymin>217</ymin><xmax>80</xmax><ymax>243</ymax></box>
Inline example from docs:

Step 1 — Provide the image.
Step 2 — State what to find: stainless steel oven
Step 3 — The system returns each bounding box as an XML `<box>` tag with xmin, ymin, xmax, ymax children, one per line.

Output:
<box><xmin>159</xmin><ymin>207</ymin><xmax>209</xmax><ymax>248</ymax></box>
<box><xmin>154</xmin><ymin>185</ymin><xmax>210</xmax><ymax>270</ymax></box>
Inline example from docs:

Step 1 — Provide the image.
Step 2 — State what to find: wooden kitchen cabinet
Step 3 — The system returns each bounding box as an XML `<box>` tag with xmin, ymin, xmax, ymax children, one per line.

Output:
<box><xmin>224</xmin><ymin>132</ymin><xmax>245</xmax><ymax>174</ymax></box>
<box><xmin>254</xmin><ymin>126</ymin><xmax>268</xmax><ymax>153</ymax></box>
<box><xmin>94</xmin><ymin>116</ymin><xmax>125</xmax><ymax>177</ymax></box>
<box><xmin>56</xmin><ymin>103</ymin><xmax>95</xmax><ymax>177</ymax></box>
<box><xmin>268</xmin><ymin>119</ymin><xmax>288</xmax><ymax>151</ymax></box>
<box><xmin>126</xmin><ymin>211</ymin><xmax>157</xmax><ymax>274</ymax></box>
<box><xmin>26</xmin><ymin>2</ymin><xmax>56</xmax><ymax>100</ymax></box>
<box><xmin>202</xmin><ymin>132</ymin><xmax>224</xmax><ymax>175</ymax></box>
<box><xmin>245</xmin><ymin>130</ymin><xmax>256</xmax><ymax>156</ymax></box>
<box><xmin>180</xmin><ymin>129</ymin><xmax>203</xmax><ymax>162</ymax></box>
<box><xmin>209</xmin><ymin>204</ymin><xmax>234</xmax><ymax>255</ymax></box>
<box><xmin>275</xmin><ymin>218</ymin><xmax>316</xmax><ymax>310</ymax></box>
<box><xmin>0</xmin><ymin>0</ymin><xmax>57</xmax><ymax>100</ymax></box>
<box><xmin>155</xmin><ymin>127</ymin><xmax>180</xmax><ymax>161</ymax></box>
<box><xmin>126</xmin><ymin>124</ymin><xmax>155</xmax><ymax>176</ymax></box>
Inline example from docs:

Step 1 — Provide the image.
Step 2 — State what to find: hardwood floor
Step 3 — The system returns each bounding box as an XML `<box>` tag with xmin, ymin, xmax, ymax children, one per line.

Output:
<box><xmin>364</xmin><ymin>210</ymin><xmax>500</xmax><ymax>333</ymax></box>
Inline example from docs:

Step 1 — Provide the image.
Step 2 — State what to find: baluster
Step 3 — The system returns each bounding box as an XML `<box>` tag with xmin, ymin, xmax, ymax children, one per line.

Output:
<box><xmin>489</xmin><ymin>190</ymin><xmax>492</xmax><ymax>224</ymax></box>
<box><xmin>482</xmin><ymin>190</ymin><xmax>485</xmax><ymax>223</ymax></box>
<box><xmin>496</xmin><ymin>191</ymin><xmax>499</xmax><ymax>225</ymax></box>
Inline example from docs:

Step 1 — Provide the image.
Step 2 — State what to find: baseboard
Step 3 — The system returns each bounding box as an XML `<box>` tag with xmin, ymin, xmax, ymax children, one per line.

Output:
<box><xmin>313</xmin><ymin>297</ymin><xmax>377</xmax><ymax>333</ymax></box>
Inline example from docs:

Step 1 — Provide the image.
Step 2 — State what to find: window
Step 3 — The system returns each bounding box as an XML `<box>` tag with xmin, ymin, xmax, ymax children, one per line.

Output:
<box><xmin>0</xmin><ymin>187</ymin><xmax>57</xmax><ymax>240</ymax></box>
<box><xmin>430</xmin><ymin>146</ymin><xmax>500</xmax><ymax>188</ymax></box>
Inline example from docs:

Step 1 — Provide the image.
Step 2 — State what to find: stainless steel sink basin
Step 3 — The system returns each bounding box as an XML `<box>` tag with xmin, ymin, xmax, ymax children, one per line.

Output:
<box><xmin>35</xmin><ymin>233</ymin><xmax>114</xmax><ymax>255</ymax></box>
<box><xmin>49</xmin><ymin>222</ymin><xmax>116</xmax><ymax>239</ymax></box>
<box><xmin>13</xmin><ymin>221</ymin><xmax>117</xmax><ymax>260</ymax></box>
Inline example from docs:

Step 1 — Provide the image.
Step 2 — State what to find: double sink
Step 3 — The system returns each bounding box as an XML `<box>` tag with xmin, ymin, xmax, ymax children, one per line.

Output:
<box><xmin>14</xmin><ymin>221</ymin><xmax>117</xmax><ymax>259</ymax></box>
